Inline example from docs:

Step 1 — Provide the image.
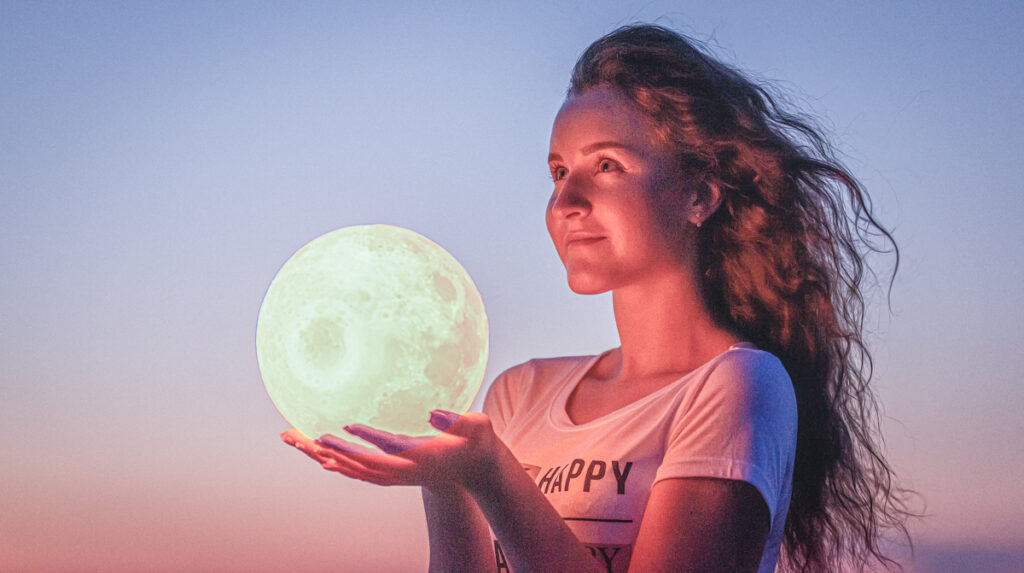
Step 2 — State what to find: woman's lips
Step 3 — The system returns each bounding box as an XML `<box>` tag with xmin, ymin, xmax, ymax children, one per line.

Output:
<box><xmin>565</xmin><ymin>234</ymin><xmax>605</xmax><ymax>248</ymax></box>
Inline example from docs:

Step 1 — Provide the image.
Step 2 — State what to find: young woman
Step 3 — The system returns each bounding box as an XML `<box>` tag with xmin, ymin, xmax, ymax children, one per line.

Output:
<box><xmin>283</xmin><ymin>24</ymin><xmax>911</xmax><ymax>572</ymax></box>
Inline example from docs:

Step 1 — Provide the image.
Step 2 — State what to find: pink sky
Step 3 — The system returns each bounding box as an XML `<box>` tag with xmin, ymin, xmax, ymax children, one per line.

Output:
<box><xmin>2</xmin><ymin>2</ymin><xmax>1023</xmax><ymax>571</ymax></box>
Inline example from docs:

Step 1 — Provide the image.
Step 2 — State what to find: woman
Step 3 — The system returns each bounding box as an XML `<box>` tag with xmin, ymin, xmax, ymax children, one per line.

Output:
<box><xmin>283</xmin><ymin>24</ymin><xmax>911</xmax><ymax>572</ymax></box>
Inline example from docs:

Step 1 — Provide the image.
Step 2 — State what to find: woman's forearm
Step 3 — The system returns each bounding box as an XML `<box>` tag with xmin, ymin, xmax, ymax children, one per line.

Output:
<box><xmin>422</xmin><ymin>484</ymin><xmax>494</xmax><ymax>572</ymax></box>
<box><xmin>466</xmin><ymin>441</ymin><xmax>603</xmax><ymax>572</ymax></box>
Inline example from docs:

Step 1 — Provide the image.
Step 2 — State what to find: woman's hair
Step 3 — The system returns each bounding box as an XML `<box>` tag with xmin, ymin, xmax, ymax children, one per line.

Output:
<box><xmin>569</xmin><ymin>25</ymin><xmax>913</xmax><ymax>572</ymax></box>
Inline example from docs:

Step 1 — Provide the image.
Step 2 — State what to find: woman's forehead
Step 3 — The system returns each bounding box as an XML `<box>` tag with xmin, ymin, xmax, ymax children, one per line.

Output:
<box><xmin>555</xmin><ymin>88</ymin><xmax>633</xmax><ymax>125</ymax></box>
<box><xmin>551</xmin><ymin>88</ymin><xmax>658</xmax><ymax>149</ymax></box>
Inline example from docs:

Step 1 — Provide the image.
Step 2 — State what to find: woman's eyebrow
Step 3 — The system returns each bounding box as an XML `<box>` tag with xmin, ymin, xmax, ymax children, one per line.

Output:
<box><xmin>581</xmin><ymin>141</ymin><xmax>634</xmax><ymax>155</ymax></box>
<box><xmin>548</xmin><ymin>141</ymin><xmax>637</xmax><ymax>163</ymax></box>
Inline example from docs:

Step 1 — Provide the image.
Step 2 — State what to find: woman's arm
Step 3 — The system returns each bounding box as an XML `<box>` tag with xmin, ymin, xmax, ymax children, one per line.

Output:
<box><xmin>629</xmin><ymin>477</ymin><xmax>770</xmax><ymax>572</ymax></box>
<box><xmin>466</xmin><ymin>457</ymin><xmax>769</xmax><ymax>573</ymax></box>
<box><xmin>464</xmin><ymin>436</ymin><xmax>603</xmax><ymax>572</ymax></box>
<box><xmin>421</xmin><ymin>484</ymin><xmax>493</xmax><ymax>572</ymax></box>
<box><xmin>287</xmin><ymin>413</ymin><xmax>604</xmax><ymax>572</ymax></box>
<box><xmin>286</xmin><ymin>413</ymin><xmax>768</xmax><ymax>572</ymax></box>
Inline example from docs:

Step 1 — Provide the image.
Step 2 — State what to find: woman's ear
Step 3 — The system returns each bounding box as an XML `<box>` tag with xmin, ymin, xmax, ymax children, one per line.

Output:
<box><xmin>690</xmin><ymin>182</ymin><xmax>723</xmax><ymax>227</ymax></box>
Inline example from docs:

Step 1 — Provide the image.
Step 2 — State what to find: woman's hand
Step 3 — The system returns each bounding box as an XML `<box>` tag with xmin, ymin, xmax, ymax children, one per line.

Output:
<box><xmin>280</xmin><ymin>410</ymin><xmax>499</xmax><ymax>492</ymax></box>
<box><xmin>282</xmin><ymin>410</ymin><xmax>604</xmax><ymax>572</ymax></box>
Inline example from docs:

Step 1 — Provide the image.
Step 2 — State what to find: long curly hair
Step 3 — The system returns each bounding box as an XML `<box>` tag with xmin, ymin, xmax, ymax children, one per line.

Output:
<box><xmin>569</xmin><ymin>24</ymin><xmax>913</xmax><ymax>571</ymax></box>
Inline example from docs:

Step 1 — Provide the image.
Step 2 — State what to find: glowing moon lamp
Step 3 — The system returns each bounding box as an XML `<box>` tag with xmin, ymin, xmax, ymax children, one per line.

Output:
<box><xmin>256</xmin><ymin>225</ymin><xmax>488</xmax><ymax>441</ymax></box>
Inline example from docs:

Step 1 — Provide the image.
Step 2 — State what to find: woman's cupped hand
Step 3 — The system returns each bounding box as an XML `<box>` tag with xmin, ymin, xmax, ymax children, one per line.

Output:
<box><xmin>280</xmin><ymin>410</ymin><xmax>498</xmax><ymax>492</ymax></box>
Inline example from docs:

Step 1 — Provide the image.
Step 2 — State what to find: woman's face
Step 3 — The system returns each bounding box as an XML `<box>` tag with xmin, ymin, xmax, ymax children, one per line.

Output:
<box><xmin>546</xmin><ymin>87</ymin><xmax>692</xmax><ymax>295</ymax></box>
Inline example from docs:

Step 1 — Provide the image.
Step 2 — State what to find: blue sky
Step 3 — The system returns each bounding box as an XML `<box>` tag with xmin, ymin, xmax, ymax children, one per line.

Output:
<box><xmin>2</xmin><ymin>2</ymin><xmax>1023</xmax><ymax>570</ymax></box>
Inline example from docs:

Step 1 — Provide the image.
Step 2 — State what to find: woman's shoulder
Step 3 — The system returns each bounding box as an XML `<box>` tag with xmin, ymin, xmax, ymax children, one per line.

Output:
<box><xmin>483</xmin><ymin>354</ymin><xmax>596</xmax><ymax>430</ymax></box>
<box><xmin>492</xmin><ymin>353</ymin><xmax>596</xmax><ymax>393</ymax></box>
<box><xmin>708</xmin><ymin>345</ymin><xmax>790</xmax><ymax>381</ymax></box>
<box><xmin>657</xmin><ymin>346</ymin><xmax>798</xmax><ymax>471</ymax></box>
<box><xmin>694</xmin><ymin>345</ymin><xmax>796</xmax><ymax>417</ymax></box>
<box><xmin>696</xmin><ymin>343</ymin><xmax>798</xmax><ymax>415</ymax></box>
<box><xmin>506</xmin><ymin>353</ymin><xmax>596</xmax><ymax>376</ymax></box>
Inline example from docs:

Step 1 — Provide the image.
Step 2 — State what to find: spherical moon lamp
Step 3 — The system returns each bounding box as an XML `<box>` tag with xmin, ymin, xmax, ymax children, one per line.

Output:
<box><xmin>256</xmin><ymin>225</ymin><xmax>488</xmax><ymax>441</ymax></box>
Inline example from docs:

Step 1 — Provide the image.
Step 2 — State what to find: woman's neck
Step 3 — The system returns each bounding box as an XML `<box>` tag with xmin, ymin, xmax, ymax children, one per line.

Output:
<box><xmin>607</xmin><ymin>271</ymin><xmax>740</xmax><ymax>381</ymax></box>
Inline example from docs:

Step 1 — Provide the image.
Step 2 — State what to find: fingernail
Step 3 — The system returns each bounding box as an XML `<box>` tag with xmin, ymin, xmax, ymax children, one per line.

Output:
<box><xmin>429</xmin><ymin>410</ymin><xmax>456</xmax><ymax>430</ymax></box>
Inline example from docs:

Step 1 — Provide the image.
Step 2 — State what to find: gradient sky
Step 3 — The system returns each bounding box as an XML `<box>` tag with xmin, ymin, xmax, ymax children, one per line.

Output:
<box><xmin>2</xmin><ymin>2</ymin><xmax>1023</xmax><ymax>571</ymax></box>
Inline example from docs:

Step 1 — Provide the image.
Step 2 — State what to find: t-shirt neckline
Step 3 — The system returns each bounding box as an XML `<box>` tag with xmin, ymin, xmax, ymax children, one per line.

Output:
<box><xmin>549</xmin><ymin>342</ymin><xmax>757</xmax><ymax>430</ymax></box>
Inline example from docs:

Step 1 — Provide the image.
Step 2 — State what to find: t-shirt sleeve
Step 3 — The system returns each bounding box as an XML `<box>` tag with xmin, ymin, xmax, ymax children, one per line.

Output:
<box><xmin>653</xmin><ymin>350</ymin><xmax>797</xmax><ymax>523</ymax></box>
<box><xmin>482</xmin><ymin>364</ymin><xmax>522</xmax><ymax>438</ymax></box>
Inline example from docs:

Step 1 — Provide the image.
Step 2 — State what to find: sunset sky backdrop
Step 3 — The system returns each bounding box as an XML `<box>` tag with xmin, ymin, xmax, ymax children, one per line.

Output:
<box><xmin>3</xmin><ymin>2</ymin><xmax>1023</xmax><ymax>571</ymax></box>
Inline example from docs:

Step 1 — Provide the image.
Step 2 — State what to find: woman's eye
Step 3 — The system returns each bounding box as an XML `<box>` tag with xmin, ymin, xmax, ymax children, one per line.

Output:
<box><xmin>551</xmin><ymin>167</ymin><xmax>567</xmax><ymax>181</ymax></box>
<box><xmin>598</xmin><ymin>159</ymin><xmax>619</xmax><ymax>173</ymax></box>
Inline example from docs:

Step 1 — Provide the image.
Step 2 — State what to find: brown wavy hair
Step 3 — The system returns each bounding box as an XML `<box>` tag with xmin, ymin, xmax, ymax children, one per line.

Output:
<box><xmin>569</xmin><ymin>25</ymin><xmax>913</xmax><ymax>571</ymax></box>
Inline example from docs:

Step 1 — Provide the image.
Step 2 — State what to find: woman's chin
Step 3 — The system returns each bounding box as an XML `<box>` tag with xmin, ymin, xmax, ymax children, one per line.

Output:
<box><xmin>566</xmin><ymin>275</ymin><xmax>612</xmax><ymax>295</ymax></box>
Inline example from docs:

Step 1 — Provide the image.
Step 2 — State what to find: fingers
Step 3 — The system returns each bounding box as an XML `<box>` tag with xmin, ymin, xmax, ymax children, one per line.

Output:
<box><xmin>344</xmin><ymin>424</ymin><xmax>427</xmax><ymax>454</ymax></box>
<box><xmin>429</xmin><ymin>410</ymin><xmax>493</xmax><ymax>438</ymax></box>
<box><xmin>320</xmin><ymin>443</ymin><xmax>423</xmax><ymax>486</ymax></box>
<box><xmin>320</xmin><ymin>457</ymin><xmax>409</xmax><ymax>486</ymax></box>
<box><xmin>318</xmin><ymin>452</ymin><xmax>394</xmax><ymax>484</ymax></box>
<box><xmin>280</xmin><ymin>429</ymin><xmax>418</xmax><ymax>486</ymax></box>
<box><xmin>282</xmin><ymin>431</ymin><xmax>332</xmax><ymax>464</ymax></box>
<box><xmin>317</xmin><ymin>433</ymin><xmax>380</xmax><ymax>456</ymax></box>
<box><xmin>428</xmin><ymin>409</ymin><xmax>459</xmax><ymax>432</ymax></box>
<box><xmin>280</xmin><ymin>428</ymin><xmax>309</xmax><ymax>445</ymax></box>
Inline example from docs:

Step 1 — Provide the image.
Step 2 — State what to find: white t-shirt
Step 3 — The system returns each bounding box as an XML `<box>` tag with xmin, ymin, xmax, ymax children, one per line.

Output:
<box><xmin>483</xmin><ymin>343</ymin><xmax>797</xmax><ymax>573</ymax></box>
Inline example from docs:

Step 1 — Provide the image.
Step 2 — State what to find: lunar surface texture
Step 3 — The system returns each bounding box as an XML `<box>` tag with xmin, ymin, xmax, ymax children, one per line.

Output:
<box><xmin>256</xmin><ymin>225</ymin><xmax>488</xmax><ymax>441</ymax></box>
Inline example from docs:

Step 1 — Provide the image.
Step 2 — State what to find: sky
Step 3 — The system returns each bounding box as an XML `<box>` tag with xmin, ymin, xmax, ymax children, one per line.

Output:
<box><xmin>2</xmin><ymin>1</ymin><xmax>1023</xmax><ymax>571</ymax></box>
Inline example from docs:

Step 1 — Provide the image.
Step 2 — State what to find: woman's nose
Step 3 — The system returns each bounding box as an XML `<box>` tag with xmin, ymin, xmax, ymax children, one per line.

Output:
<box><xmin>547</xmin><ymin>175</ymin><xmax>592</xmax><ymax>219</ymax></box>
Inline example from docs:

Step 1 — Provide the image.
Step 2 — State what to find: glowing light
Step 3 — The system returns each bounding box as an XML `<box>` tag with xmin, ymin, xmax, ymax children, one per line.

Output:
<box><xmin>256</xmin><ymin>225</ymin><xmax>488</xmax><ymax>439</ymax></box>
